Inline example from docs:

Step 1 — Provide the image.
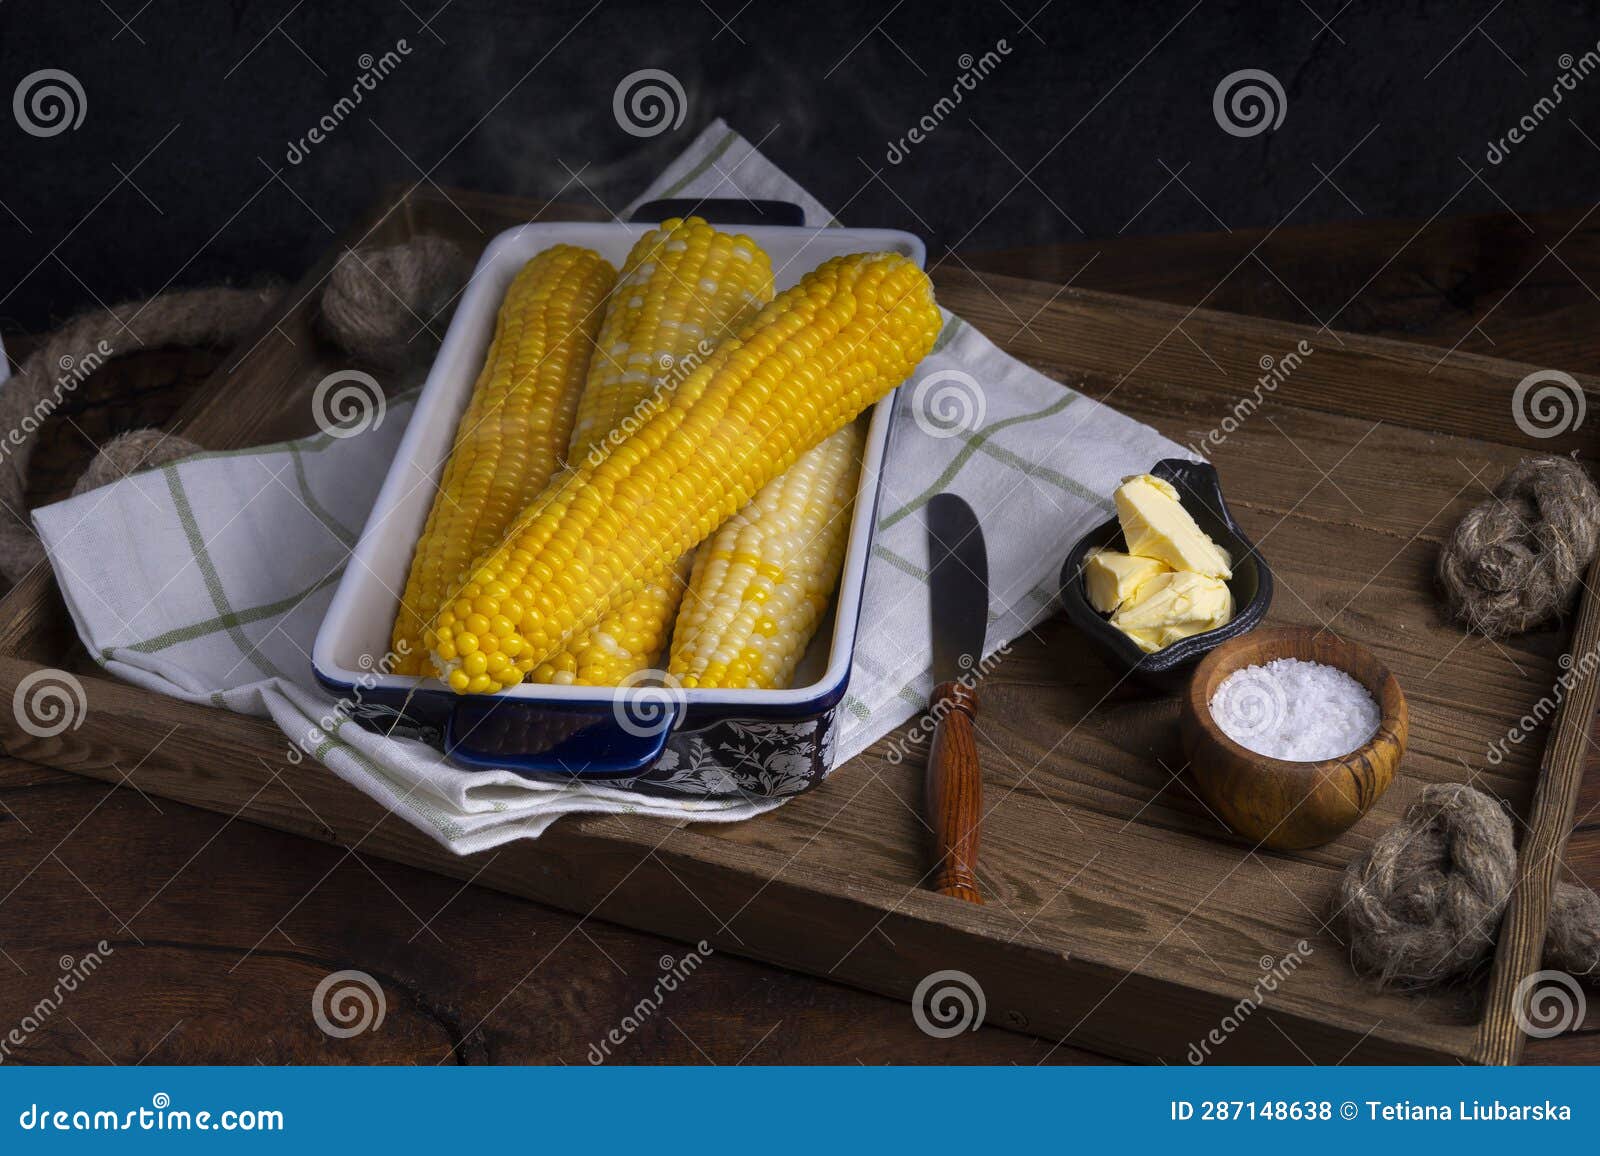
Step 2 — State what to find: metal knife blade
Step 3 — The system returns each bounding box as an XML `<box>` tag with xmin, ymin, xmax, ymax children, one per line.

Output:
<box><xmin>927</xmin><ymin>493</ymin><xmax>989</xmax><ymax>685</ymax></box>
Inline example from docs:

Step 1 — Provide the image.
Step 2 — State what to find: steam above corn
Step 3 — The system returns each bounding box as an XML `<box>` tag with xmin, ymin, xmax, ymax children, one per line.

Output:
<box><xmin>388</xmin><ymin>220</ymin><xmax>941</xmax><ymax>695</ymax></box>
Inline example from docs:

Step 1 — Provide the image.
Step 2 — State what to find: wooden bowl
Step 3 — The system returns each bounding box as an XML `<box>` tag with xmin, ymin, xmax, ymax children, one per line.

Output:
<box><xmin>1180</xmin><ymin>626</ymin><xmax>1407</xmax><ymax>850</ymax></box>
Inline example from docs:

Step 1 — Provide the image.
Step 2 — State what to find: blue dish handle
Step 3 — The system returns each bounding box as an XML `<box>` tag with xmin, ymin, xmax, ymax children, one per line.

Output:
<box><xmin>444</xmin><ymin>695</ymin><xmax>681</xmax><ymax>780</ymax></box>
<box><xmin>629</xmin><ymin>198</ymin><xmax>806</xmax><ymax>226</ymax></box>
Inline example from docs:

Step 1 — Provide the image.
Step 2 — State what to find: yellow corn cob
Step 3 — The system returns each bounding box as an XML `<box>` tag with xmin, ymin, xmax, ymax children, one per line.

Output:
<box><xmin>668</xmin><ymin>421</ymin><xmax>865</xmax><ymax>689</ymax></box>
<box><xmin>570</xmin><ymin>218</ymin><xmax>774</xmax><ymax>464</ymax></box>
<box><xmin>530</xmin><ymin>558</ymin><xmax>691</xmax><ymax>685</ymax></box>
<box><xmin>389</xmin><ymin>244</ymin><xmax>616</xmax><ymax>674</ymax></box>
<box><xmin>425</xmin><ymin>250</ymin><xmax>941</xmax><ymax>694</ymax></box>
<box><xmin>530</xmin><ymin>217</ymin><xmax>774</xmax><ymax>685</ymax></box>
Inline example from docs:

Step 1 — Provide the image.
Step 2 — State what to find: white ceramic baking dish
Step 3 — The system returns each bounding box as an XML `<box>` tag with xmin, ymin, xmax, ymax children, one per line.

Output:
<box><xmin>312</xmin><ymin>203</ymin><xmax>925</xmax><ymax>797</ymax></box>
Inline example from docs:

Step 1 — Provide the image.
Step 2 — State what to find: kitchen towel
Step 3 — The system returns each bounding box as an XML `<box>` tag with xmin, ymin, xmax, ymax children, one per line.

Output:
<box><xmin>33</xmin><ymin>119</ymin><xmax>1189</xmax><ymax>853</ymax></box>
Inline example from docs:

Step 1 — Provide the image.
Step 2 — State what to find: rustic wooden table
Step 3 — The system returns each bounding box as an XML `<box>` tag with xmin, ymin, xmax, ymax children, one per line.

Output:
<box><xmin>2</xmin><ymin>206</ymin><xmax>1596</xmax><ymax>1064</ymax></box>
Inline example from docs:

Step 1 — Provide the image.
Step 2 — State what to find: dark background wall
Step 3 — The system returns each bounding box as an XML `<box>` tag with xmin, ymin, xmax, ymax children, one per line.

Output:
<box><xmin>2</xmin><ymin>0</ymin><xmax>1597</xmax><ymax>334</ymax></box>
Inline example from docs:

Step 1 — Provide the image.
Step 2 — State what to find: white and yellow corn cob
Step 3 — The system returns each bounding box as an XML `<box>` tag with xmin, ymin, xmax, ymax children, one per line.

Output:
<box><xmin>529</xmin><ymin>217</ymin><xmax>774</xmax><ymax>685</ymax></box>
<box><xmin>669</xmin><ymin>421</ymin><xmax>865</xmax><ymax>689</ymax></box>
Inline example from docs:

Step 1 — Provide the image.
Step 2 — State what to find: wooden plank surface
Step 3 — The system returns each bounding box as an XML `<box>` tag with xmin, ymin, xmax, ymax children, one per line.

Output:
<box><xmin>1</xmin><ymin>188</ymin><xmax>1596</xmax><ymax>1064</ymax></box>
<box><xmin>1476</xmin><ymin>556</ymin><xmax>1600</xmax><ymax>1064</ymax></box>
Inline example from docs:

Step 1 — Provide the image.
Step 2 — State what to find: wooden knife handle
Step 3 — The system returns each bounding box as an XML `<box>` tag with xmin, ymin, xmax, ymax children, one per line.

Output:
<box><xmin>925</xmin><ymin>679</ymin><xmax>982</xmax><ymax>904</ymax></box>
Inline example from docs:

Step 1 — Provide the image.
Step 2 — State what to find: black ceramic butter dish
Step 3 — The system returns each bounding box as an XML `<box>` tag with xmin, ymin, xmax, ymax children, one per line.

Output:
<box><xmin>1058</xmin><ymin>459</ymin><xmax>1272</xmax><ymax>692</ymax></box>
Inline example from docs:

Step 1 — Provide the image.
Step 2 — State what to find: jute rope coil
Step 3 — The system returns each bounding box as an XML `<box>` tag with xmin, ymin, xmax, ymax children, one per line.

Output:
<box><xmin>0</xmin><ymin>236</ymin><xmax>469</xmax><ymax>585</ymax></box>
<box><xmin>0</xmin><ymin>286</ymin><xmax>276</xmax><ymax>583</ymax></box>
<box><xmin>1333</xmin><ymin>783</ymin><xmax>1600</xmax><ymax>988</ymax></box>
<box><xmin>1437</xmin><ymin>455</ymin><xmax>1600</xmax><ymax>638</ymax></box>
<box><xmin>69</xmin><ymin>429</ymin><xmax>206</xmax><ymax>499</ymax></box>
<box><xmin>318</xmin><ymin>236</ymin><xmax>471</xmax><ymax>367</ymax></box>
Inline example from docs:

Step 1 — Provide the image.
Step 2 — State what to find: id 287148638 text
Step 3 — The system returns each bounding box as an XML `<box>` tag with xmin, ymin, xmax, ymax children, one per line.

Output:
<box><xmin>1169</xmin><ymin>1099</ymin><xmax>1573</xmax><ymax>1123</ymax></box>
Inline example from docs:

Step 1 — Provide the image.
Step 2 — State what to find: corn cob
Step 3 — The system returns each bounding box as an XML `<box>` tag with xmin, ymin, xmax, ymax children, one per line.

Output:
<box><xmin>389</xmin><ymin>245</ymin><xmax>616</xmax><ymax>673</ymax></box>
<box><xmin>668</xmin><ymin>421</ymin><xmax>865</xmax><ymax>689</ymax></box>
<box><xmin>530</xmin><ymin>217</ymin><xmax>774</xmax><ymax>686</ymax></box>
<box><xmin>426</xmin><ymin>250</ymin><xmax>940</xmax><ymax>694</ymax></box>
<box><xmin>569</xmin><ymin>218</ymin><xmax>773</xmax><ymax>464</ymax></box>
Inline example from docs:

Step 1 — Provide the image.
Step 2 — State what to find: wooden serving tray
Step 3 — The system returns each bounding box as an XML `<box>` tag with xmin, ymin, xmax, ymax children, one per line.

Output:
<box><xmin>2</xmin><ymin>187</ymin><xmax>1596</xmax><ymax>1065</ymax></box>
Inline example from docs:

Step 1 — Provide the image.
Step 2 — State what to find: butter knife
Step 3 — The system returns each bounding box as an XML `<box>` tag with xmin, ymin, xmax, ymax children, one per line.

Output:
<box><xmin>924</xmin><ymin>493</ymin><xmax>988</xmax><ymax>904</ymax></box>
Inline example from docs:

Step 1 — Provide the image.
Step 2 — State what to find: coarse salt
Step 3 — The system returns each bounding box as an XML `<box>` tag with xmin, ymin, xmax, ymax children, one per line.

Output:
<box><xmin>1208</xmin><ymin>657</ymin><xmax>1380</xmax><ymax>761</ymax></box>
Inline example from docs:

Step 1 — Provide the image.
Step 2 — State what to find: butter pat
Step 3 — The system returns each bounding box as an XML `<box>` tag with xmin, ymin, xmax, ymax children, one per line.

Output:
<box><xmin>1083</xmin><ymin>549</ymin><xmax>1171</xmax><ymax>613</ymax></box>
<box><xmin>1119</xmin><ymin>621</ymin><xmax>1219</xmax><ymax>654</ymax></box>
<box><xmin>1118</xmin><ymin>626</ymin><xmax>1171</xmax><ymax>654</ymax></box>
<box><xmin>1110</xmin><ymin>571</ymin><xmax>1234</xmax><ymax>652</ymax></box>
<box><xmin>1113</xmin><ymin>474</ymin><xmax>1232</xmax><ymax>579</ymax></box>
<box><xmin>1089</xmin><ymin>471</ymin><xmax>1240</xmax><ymax>655</ymax></box>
